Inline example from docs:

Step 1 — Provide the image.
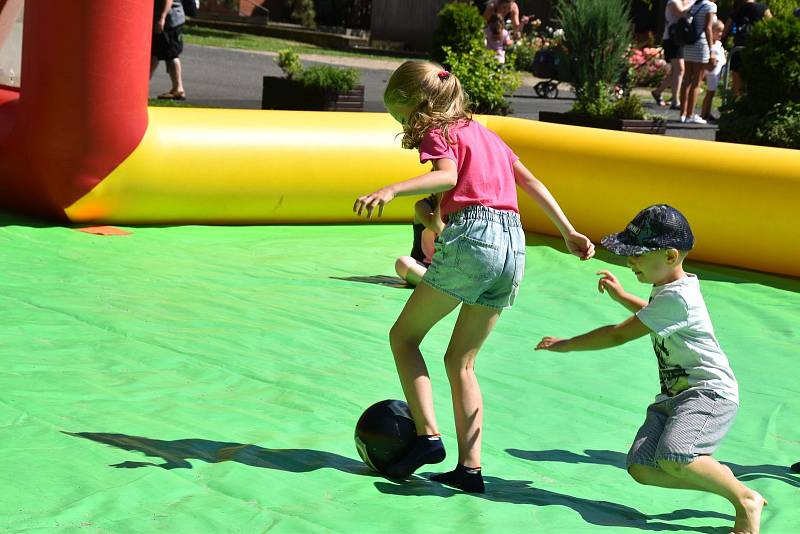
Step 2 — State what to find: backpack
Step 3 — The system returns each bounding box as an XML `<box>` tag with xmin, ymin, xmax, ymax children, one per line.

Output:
<box><xmin>668</xmin><ymin>0</ymin><xmax>704</xmax><ymax>47</ymax></box>
<box><xmin>181</xmin><ymin>0</ymin><xmax>199</xmax><ymax>18</ymax></box>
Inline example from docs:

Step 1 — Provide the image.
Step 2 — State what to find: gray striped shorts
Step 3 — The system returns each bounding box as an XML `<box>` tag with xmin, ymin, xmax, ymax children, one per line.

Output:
<box><xmin>627</xmin><ymin>389</ymin><xmax>738</xmax><ymax>468</ymax></box>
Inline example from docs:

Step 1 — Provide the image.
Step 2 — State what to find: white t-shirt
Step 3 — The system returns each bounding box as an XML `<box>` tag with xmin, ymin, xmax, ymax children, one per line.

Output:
<box><xmin>636</xmin><ymin>274</ymin><xmax>738</xmax><ymax>404</ymax></box>
<box><xmin>708</xmin><ymin>40</ymin><xmax>727</xmax><ymax>76</ymax></box>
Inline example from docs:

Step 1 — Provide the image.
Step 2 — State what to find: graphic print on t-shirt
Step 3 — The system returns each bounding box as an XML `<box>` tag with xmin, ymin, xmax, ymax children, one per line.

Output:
<box><xmin>652</xmin><ymin>335</ymin><xmax>689</xmax><ymax>396</ymax></box>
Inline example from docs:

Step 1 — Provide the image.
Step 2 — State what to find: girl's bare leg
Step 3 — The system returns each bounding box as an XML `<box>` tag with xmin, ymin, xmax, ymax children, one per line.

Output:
<box><xmin>389</xmin><ymin>282</ymin><xmax>460</xmax><ymax>436</ymax></box>
<box><xmin>395</xmin><ymin>257</ymin><xmax>427</xmax><ymax>286</ymax></box>
<box><xmin>443</xmin><ymin>302</ymin><xmax>501</xmax><ymax>468</ymax></box>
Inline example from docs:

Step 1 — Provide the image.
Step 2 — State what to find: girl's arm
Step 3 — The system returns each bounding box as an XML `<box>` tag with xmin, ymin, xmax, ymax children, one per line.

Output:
<box><xmin>704</xmin><ymin>11</ymin><xmax>715</xmax><ymax>60</ymax></box>
<box><xmin>668</xmin><ymin>0</ymin><xmax>690</xmax><ymax>17</ymax></box>
<box><xmin>513</xmin><ymin>160</ymin><xmax>595</xmax><ymax>260</ymax></box>
<box><xmin>536</xmin><ymin>315</ymin><xmax>651</xmax><ymax>352</ymax></box>
<box><xmin>354</xmin><ymin>158</ymin><xmax>457</xmax><ymax>218</ymax></box>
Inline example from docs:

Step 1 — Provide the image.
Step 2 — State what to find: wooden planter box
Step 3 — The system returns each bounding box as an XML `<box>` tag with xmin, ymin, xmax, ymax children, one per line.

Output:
<box><xmin>539</xmin><ymin>111</ymin><xmax>666</xmax><ymax>135</ymax></box>
<box><xmin>261</xmin><ymin>76</ymin><xmax>364</xmax><ymax>112</ymax></box>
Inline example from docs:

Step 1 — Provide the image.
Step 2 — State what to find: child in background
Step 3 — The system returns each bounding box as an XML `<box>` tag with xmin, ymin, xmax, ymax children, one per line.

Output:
<box><xmin>701</xmin><ymin>19</ymin><xmax>727</xmax><ymax>122</ymax></box>
<box><xmin>395</xmin><ymin>194</ymin><xmax>444</xmax><ymax>286</ymax></box>
<box><xmin>537</xmin><ymin>205</ymin><xmax>766</xmax><ymax>534</ymax></box>
<box><xmin>354</xmin><ymin>60</ymin><xmax>594</xmax><ymax>492</ymax></box>
<box><xmin>485</xmin><ymin>14</ymin><xmax>514</xmax><ymax>64</ymax></box>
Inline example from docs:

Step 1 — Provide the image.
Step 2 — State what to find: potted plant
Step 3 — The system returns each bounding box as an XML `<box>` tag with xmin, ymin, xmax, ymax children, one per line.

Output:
<box><xmin>537</xmin><ymin>0</ymin><xmax>665</xmax><ymax>134</ymax></box>
<box><xmin>261</xmin><ymin>49</ymin><xmax>364</xmax><ymax>111</ymax></box>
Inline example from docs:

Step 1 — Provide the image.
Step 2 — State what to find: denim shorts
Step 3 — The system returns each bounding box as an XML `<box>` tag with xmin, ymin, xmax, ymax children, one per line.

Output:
<box><xmin>422</xmin><ymin>205</ymin><xmax>525</xmax><ymax>309</ymax></box>
<box><xmin>627</xmin><ymin>389</ymin><xmax>738</xmax><ymax>468</ymax></box>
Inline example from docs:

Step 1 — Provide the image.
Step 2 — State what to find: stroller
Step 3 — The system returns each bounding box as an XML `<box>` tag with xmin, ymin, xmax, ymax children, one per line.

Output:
<box><xmin>531</xmin><ymin>49</ymin><xmax>560</xmax><ymax>98</ymax></box>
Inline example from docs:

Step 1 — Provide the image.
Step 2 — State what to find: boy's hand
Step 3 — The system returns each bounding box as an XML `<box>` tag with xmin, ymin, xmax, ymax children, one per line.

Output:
<box><xmin>597</xmin><ymin>270</ymin><xmax>625</xmax><ymax>302</ymax></box>
<box><xmin>565</xmin><ymin>231</ymin><xmax>595</xmax><ymax>260</ymax></box>
<box><xmin>354</xmin><ymin>187</ymin><xmax>396</xmax><ymax>219</ymax></box>
<box><xmin>536</xmin><ymin>337</ymin><xmax>568</xmax><ymax>351</ymax></box>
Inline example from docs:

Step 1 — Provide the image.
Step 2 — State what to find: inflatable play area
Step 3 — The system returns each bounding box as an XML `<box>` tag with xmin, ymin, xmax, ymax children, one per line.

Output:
<box><xmin>1</xmin><ymin>1</ymin><xmax>798</xmax><ymax>532</ymax></box>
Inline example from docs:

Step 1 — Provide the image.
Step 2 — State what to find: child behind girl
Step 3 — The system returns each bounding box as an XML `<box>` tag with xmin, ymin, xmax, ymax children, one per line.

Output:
<box><xmin>701</xmin><ymin>19</ymin><xmax>727</xmax><ymax>122</ymax></box>
<box><xmin>485</xmin><ymin>14</ymin><xmax>514</xmax><ymax>64</ymax></box>
<box><xmin>353</xmin><ymin>60</ymin><xmax>594</xmax><ymax>492</ymax></box>
<box><xmin>396</xmin><ymin>194</ymin><xmax>444</xmax><ymax>286</ymax></box>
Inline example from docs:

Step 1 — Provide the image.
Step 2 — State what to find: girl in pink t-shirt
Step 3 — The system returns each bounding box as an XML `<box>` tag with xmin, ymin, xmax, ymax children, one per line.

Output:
<box><xmin>353</xmin><ymin>60</ymin><xmax>594</xmax><ymax>492</ymax></box>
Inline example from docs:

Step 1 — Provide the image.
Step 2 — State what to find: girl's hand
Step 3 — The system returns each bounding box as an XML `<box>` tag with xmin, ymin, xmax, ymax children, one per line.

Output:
<box><xmin>536</xmin><ymin>337</ymin><xmax>568</xmax><ymax>351</ymax></box>
<box><xmin>597</xmin><ymin>270</ymin><xmax>625</xmax><ymax>302</ymax></box>
<box><xmin>353</xmin><ymin>187</ymin><xmax>396</xmax><ymax>219</ymax></box>
<box><xmin>564</xmin><ymin>231</ymin><xmax>595</xmax><ymax>260</ymax></box>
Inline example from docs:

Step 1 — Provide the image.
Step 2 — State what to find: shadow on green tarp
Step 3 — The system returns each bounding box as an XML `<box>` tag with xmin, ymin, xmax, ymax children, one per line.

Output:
<box><xmin>64</xmin><ymin>432</ymin><xmax>374</xmax><ymax>474</ymax></box>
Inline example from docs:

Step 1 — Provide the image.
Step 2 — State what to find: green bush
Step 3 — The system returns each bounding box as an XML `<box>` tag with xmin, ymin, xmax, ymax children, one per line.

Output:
<box><xmin>739</xmin><ymin>16</ymin><xmax>800</xmax><ymax>116</ymax></box>
<box><xmin>290</xmin><ymin>0</ymin><xmax>316</xmax><ymax>28</ymax></box>
<box><xmin>443</xmin><ymin>46</ymin><xmax>521</xmax><ymax>115</ymax></box>
<box><xmin>432</xmin><ymin>2</ymin><xmax>485</xmax><ymax>63</ymax></box>
<box><xmin>717</xmin><ymin>16</ymin><xmax>800</xmax><ymax>148</ymax></box>
<box><xmin>611</xmin><ymin>94</ymin><xmax>649</xmax><ymax>120</ymax></box>
<box><xmin>756</xmin><ymin>103</ymin><xmax>800</xmax><ymax>149</ymax></box>
<box><xmin>276</xmin><ymin>49</ymin><xmax>302</xmax><ymax>79</ymax></box>
<box><xmin>557</xmin><ymin>0</ymin><xmax>632</xmax><ymax>114</ymax></box>
<box><xmin>300</xmin><ymin>65</ymin><xmax>359</xmax><ymax>94</ymax></box>
<box><xmin>509</xmin><ymin>39</ymin><xmax>536</xmax><ymax>73</ymax></box>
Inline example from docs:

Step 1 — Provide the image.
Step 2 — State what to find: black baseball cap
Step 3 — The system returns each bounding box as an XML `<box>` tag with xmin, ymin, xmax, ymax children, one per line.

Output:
<box><xmin>601</xmin><ymin>204</ymin><xmax>694</xmax><ymax>256</ymax></box>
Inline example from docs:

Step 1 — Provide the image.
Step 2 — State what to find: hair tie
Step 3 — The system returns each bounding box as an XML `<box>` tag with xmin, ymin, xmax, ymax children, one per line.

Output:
<box><xmin>437</xmin><ymin>70</ymin><xmax>450</xmax><ymax>80</ymax></box>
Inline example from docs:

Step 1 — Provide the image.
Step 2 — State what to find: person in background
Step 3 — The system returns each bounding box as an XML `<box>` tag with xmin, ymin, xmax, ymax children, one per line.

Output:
<box><xmin>482</xmin><ymin>0</ymin><xmax>529</xmax><ymax>39</ymax></box>
<box><xmin>485</xmin><ymin>14</ymin><xmax>514</xmax><ymax>64</ymax></box>
<box><xmin>652</xmin><ymin>0</ymin><xmax>693</xmax><ymax>110</ymax></box>
<box><xmin>700</xmin><ymin>18</ymin><xmax>726</xmax><ymax>122</ymax></box>
<box><xmin>679</xmin><ymin>0</ymin><xmax>717</xmax><ymax>124</ymax></box>
<box><xmin>151</xmin><ymin>0</ymin><xmax>187</xmax><ymax>100</ymax></box>
<box><xmin>723</xmin><ymin>0</ymin><xmax>772</xmax><ymax>96</ymax></box>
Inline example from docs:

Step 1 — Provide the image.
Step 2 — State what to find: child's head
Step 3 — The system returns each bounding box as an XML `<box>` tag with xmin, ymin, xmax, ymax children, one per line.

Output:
<box><xmin>488</xmin><ymin>14</ymin><xmax>504</xmax><ymax>36</ymax></box>
<box><xmin>383</xmin><ymin>60</ymin><xmax>471</xmax><ymax>150</ymax></box>
<box><xmin>712</xmin><ymin>18</ymin><xmax>724</xmax><ymax>42</ymax></box>
<box><xmin>601</xmin><ymin>205</ymin><xmax>694</xmax><ymax>285</ymax></box>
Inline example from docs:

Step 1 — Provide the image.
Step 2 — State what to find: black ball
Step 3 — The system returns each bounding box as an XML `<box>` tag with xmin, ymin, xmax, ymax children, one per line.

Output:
<box><xmin>354</xmin><ymin>399</ymin><xmax>417</xmax><ymax>474</ymax></box>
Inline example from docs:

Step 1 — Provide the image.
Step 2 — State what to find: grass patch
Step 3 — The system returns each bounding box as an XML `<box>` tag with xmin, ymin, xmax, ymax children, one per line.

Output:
<box><xmin>147</xmin><ymin>98</ymin><xmax>200</xmax><ymax>108</ymax></box>
<box><xmin>184</xmin><ymin>25</ymin><xmax>418</xmax><ymax>61</ymax></box>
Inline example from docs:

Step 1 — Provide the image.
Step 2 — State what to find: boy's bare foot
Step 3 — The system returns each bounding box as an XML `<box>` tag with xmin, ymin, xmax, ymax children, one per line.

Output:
<box><xmin>731</xmin><ymin>491</ymin><xmax>766</xmax><ymax>534</ymax></box>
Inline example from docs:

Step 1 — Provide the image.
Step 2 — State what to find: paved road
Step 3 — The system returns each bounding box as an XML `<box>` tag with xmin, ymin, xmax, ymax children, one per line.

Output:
<box><xmin>150</xmin><ymin>44</ymin><xmax>717</xmax><ymax>141</ymax></box>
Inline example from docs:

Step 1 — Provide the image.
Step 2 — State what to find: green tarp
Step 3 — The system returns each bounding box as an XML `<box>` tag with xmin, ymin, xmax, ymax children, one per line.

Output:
<box><xmin>1</xmin><ymin>217</ymin><xmax>797</xmax><ymax>533</ymax></box>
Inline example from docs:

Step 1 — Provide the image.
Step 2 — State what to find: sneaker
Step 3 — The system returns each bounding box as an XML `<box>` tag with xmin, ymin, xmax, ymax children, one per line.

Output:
<box><xmin>651</xmin><ymin>90</ymin><xmax>666</xmax><ymax>106</ymax></box>
<box><xmin>702</xmin><ymin>114</ymin><xmax>719</xmax><ymax>124</ymax></box>
<box><xmin>669</xmin><ymin>102</ymin><xmax>681</xmax><ymax>110</ymax></box>
<box><xmin>689</xmin><ymin>114</ymin><xmax>707</xmax><ymax>124</ymax></box>
<box><xmin>679</xmin><ymin>115</ymin><xmax>687</xmax><ymax>123</ymax></box>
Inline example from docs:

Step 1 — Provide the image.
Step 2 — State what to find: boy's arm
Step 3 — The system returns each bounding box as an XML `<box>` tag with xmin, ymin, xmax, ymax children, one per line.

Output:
<box><xmin>536</xmin><ymin>315</ymin><xmax>651</xmax><ymax>352</ymax></box>
<box><xmin>354</xmin><ymin>159</ymin><xmax>457</xmax><ymax>219</ymax></box>
<box><xmin>513</xmin><ymin>160</ymin><xmax>594</xmax><ymax>260</ymax></box>
<box><xmin>597</xmin><ymin>270</ymin><xmax>648</xmax><ymax>313</ymax></box>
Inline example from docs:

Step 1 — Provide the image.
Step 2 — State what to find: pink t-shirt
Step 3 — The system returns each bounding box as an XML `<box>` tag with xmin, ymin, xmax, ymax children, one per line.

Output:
<box><xmin>419</xmin><ymin>120</ymin><xmax>520</xmax><ymax>217</ymax></box>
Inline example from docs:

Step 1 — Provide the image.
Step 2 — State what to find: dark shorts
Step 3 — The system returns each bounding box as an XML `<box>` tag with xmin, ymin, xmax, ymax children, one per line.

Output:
<box><xmin>729</xmin><ymin>49</ymin><xmax>744</xmax><ymax>73</ymax></box>
<box><xmin>152</xmin><ymin>24</ymin><xmax>184</xmax><ymax>61</ymax></box>
<box><xmin>662</xmin><ymin>38</ymin><xmax>683</xmax><ymax>62</ymax></box>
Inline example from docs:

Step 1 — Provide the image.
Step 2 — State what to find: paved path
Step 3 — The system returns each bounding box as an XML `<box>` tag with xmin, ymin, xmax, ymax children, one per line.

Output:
<box><xmin>150</xmin><ymin>44</ymin><xmax>717</xmax><ymax>141</ymax></box>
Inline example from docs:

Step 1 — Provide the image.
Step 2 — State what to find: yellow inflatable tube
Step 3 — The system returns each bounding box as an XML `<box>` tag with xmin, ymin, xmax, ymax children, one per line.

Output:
<box><xmin>66</xmin><ymin>108</ymin><xmax>800</xmax><ymax>278</ymax></box>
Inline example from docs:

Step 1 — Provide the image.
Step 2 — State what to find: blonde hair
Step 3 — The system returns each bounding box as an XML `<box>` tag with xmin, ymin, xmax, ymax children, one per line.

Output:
<box><xmin>383</xmin><ymin>60</ymin><xmax>471</xmax><ymax>150</ymax></box>
<box><xmin>712</xmin><ymin>18</ymin><xmax>725</xmax><ymax>32</ymax></box>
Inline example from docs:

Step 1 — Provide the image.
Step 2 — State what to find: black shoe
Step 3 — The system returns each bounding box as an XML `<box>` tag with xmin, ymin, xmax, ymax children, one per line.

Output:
<box><xmin>430</xmin><ymin>463</ymin><xmax>485</xmax><ymax>493</ymax></box>
<box><xmin>791</xmin><ymin>461</ymin><xmax>800</xmax><ymax>473</ymax></box>
<box><xmin>384</xmin><ymin>435</ymin><xmax>446</xmax><ymax>478</ymax></box>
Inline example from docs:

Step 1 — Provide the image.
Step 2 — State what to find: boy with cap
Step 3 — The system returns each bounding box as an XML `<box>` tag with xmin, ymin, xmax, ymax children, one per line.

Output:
<box><xmin>536</xmin><ymin>204</ymin><xmax>766</xmax><ymax>534</ymax></box>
